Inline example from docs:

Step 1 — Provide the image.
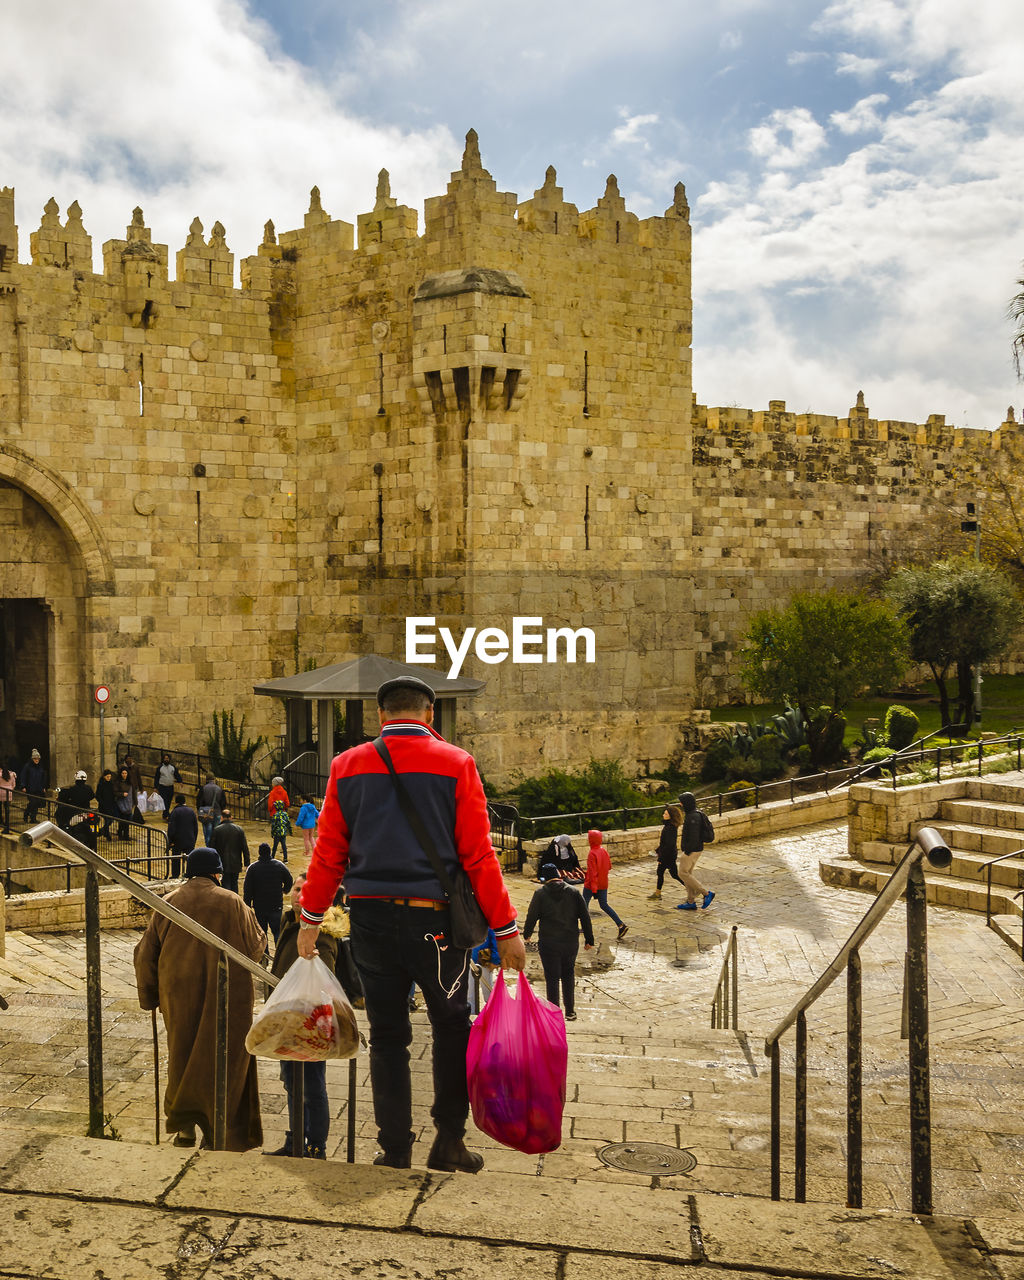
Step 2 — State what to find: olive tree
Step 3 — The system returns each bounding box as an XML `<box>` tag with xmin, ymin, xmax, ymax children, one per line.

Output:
<box><xmin>739</xmin><ymin>588</ymin><xmax>909</xmax><ymax>766</ymax></box>
<box><xmin>886</xmin><ymin>558</ymin><xmax>1021</xmax><ymax>728</ymax></box>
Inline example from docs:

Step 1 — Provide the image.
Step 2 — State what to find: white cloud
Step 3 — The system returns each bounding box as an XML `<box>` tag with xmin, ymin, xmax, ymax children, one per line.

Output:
<box><xmin>720</xmin><ymin>29</ymin><xmax>743</xmax><ymax>52</ymax></box>
<box><xmin>0</xmin><ymin>0</ymin><xmax>460</xmax><ymax>268</ymax></box>
<box><xmin>836</xmin><ymin>52</ymin><xmax>883</xmax><ymax>76</ymax></box>
<box><xmin>830</xmin><ymin>93</ymin><xmax>890</xmax><ymax>134</ymax></box>
<box><xmin>748</xmin><ymin>108</ymin><xmax>827</xmax><ymax>169</ymax></box>
<box><xmin>610</xmin><ymin>111</ymin><xmax>660</xmax><ymax>150</ymax></box>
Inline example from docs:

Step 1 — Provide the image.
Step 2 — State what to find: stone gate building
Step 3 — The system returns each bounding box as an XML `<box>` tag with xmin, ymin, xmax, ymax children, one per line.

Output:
<box><xmin>0</xmin><ymin>131</ymin><xmax>1016</xmax><ymax>784</ymax></box>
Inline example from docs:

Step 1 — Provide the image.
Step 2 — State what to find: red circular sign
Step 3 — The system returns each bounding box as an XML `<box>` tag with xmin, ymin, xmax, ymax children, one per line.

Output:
<box><xmin>94</xmin><ymin>685</ymin><xmax>111</xmax><ymax>705</ymax></box>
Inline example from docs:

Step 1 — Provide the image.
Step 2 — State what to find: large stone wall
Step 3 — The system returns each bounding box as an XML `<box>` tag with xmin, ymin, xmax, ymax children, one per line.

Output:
<box><xmin>0</xmin><ymin>136</ymin><xmax>1017</xmax><ymax>786</ymax></box>
<box><xmin>690</xmin><ymin>397</ymin><xmax>1021</xmax><ymax>705</ymax></box>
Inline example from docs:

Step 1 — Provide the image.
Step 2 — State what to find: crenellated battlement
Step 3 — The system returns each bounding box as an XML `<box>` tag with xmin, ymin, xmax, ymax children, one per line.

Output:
<box><xmin>0</xmin><ymin>130</ymin><xmax>690</xmax><ymax>297</ymax></box>
<box><xmin>695</xmin><ymin>391</ymin><xmax>1016</xmax><ymax>452</ymax></box>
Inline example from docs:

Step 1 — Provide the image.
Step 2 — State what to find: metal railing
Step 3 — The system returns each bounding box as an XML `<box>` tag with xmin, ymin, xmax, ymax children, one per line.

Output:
<box><xmin>982</xmin><ymin>847</ymin><xmax>1024</xmax><ymax>957</ymax></box>
<box><xmin>711</xmin><ymin>924</ymin><xmax>739</xmax><ymax>1030</ymax></box>
<box><xmin>18</xmin><ymin>822</ymin><xmax>359</xmax><ymax>1160</ymax></box>
<box><xmin>846</xmin><ymin>731</ymin><xmax>1024</xmax><ymax>792</ymax></box>
<box><xmin>763</xmin><ymin>825</ymin><xmax>952</xmax><ymax>1215</ymax></box>
<box><xmin>514</xmin><ymin>732</ymin><xmax>1024</xmax><ymax>837</ymax></box>
<box><xmin>2</xmin><ymin>795</ymin><xmax>170</xmax><ymax>895</ymax></box>
<box><xmin>487</xmin><ymin>802</ymin><xmax>524</xmax><ymax>872</ymax></box>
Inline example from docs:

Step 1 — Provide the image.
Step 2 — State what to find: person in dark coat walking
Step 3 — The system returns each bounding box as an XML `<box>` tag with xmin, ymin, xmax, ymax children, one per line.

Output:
<box><xmin>522</xmin><ymin>862</ymin><xmax>594</xmax><ymax>1021</ymax></box>
<box><xmin>166</xmin><ymin>794</ymin><xmax>199</xmax><ymax>879</ymax></box>
<box><xmin>676</xmin><ymin>791</ymin><xmax>715</xmax><ymax>912</ymax></box>
<box><xmin>95</xmin><ymin>768</ymin><xmax>117</xmax><ymax>839</ymax></box>
<box><xmin>243</xmin><ymin>842</ymin><xmax>293</xmax><ymax>948</ymax></box>
<box><xmin>649</xmin><ymin>803</ymin><xmax>686</xmax><ymax>899</ymax></box>
<box><xmin>197</xmin><ymin>774</ymin><xmax>228</xmax><ymax>845</ymax></box>
<box><xmin>19</xmin><ymin>749</ymin><xmax>47</xmax><ymax>823</ymax></box>
<box><xmin>210</xmin><ymin>807</ymin><xmax>250</xmax><ymax>894</ymax></box>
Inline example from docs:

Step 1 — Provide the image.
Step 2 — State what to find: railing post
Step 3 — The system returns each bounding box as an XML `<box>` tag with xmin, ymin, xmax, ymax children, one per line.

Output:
<box><xmin>795</xmin><ymin>1011</ymin><xmax>807</xmax><ymax>1202</ymax></box>
<box><xmin>347</xmin><ymin>1057</ymin><xmax>357</xmax><ymax>1163</ymax></box>
<box><xmin>846</xmin><ymin>949</ymin><xmax>862</xmax><ymax>1209</ymax></box>
<box><xmin>905</xmin><ymin>862</ymin><xmax>934</xmax><ymax>1215</ymax></box>
<box><xmin>730</xmin><ymin>925</ymin><xmax>738</xmax><ymax>1030</ymax></box>
<box><xmin>151</xmin><ymin>1009</ymin><xmax>161</xmax><ymax>1145</ymax></box>
<box><xmin>85</xmin><ymin>868</ymin><xmax>105</xmax><ymax>1139</ymax></box>
<box><xmin>214</xmin><ymin>954</ymin><xmax>228</xmax><ymax>1150</ymax></box>
<box><xmin>770</xmin><ymin>1040</ymin><xmax>781</xmax><ymax>1201</ymax></box>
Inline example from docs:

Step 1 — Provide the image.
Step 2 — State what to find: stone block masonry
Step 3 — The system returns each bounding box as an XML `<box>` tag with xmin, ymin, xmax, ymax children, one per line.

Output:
<box><xmin>0</xmin><ymin>138</ymin><xmax>1014</xmax><ymax>787</ymax></box>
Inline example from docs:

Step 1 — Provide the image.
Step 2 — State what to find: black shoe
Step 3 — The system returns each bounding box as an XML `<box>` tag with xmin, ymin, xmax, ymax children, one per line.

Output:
<box><xmin>267</xmin><ymin>1137</ymin><xmax>296</xmax><ymax>1156</ymax></box>
<box><xmin>305</xmin><ymin>1144</ymin><xmax>327</xmax><ymax>1160</ymax></box>
<box><xmin>426</xmin><ymin>1132</ymin><xmax>483</xmax><ymax>1174</ymax></box>
<box><xmin>374</xmin><ymin>1149</ymin><xmax>412</xmax><ymax>1168</ymax></box>
<box><xmin>565</xmin><ymin>1011</ymin><xmax>577</xmax><ymax>1021</ymax></box>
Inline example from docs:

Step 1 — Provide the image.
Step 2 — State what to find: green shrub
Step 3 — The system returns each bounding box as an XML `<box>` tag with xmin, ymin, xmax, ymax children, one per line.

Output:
<box><xmin>700</xmin><ymin>735</ymin><xmax>734</xmax><ymax>782</ymax></box>
<box><xmin>515</xmin><ymin>759</ymin><xmax>656</xmax><ymax>837</ymax></box>
<box><xmin>863</xmin><ymin>746</ymin><xmax>897</xmax><ymax>764</ymax></box>
<box><xmin>727</xmin><ymin>780</ymin><xmax>754</xmax><ymax>807</ymax></box>
<box><xmin>883</xmin><ymin>704</ymin><xmax>919</xmax><ymax>751</ymax></box>
<box><xmin>795</xmin><ymin>744</ymin><xmax>813</xmax><ymax>770</ymax></box>
<box><xmin>751</xmin><ymin>732</ymin><xmax>785</xmax><ymax>778</ymax></box>
<box><xmin>207</xmin><ymin>711</ymin><xmax>267</xmax><ymax>783</ymax></box>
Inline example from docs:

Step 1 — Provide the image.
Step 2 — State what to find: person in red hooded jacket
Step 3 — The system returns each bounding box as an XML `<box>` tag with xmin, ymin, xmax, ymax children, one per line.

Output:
<box><xmin>582</xmin><ymin>829</ymin><xmax>628</xmax><ymax>940</ymax></box>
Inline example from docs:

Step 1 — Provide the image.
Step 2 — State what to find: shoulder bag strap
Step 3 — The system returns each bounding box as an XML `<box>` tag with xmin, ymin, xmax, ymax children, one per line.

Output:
<box><xmin>372</xmin><ymin>736</ymin><xmax>456</xmax><ymax>898</ymax></box>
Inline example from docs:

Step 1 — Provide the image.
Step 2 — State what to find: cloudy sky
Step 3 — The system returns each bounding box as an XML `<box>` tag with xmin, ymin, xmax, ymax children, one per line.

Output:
<box><xmin>2</xmin><ymin>0</ymin><xmax>1021</xmax><ymax>428</ymax></box>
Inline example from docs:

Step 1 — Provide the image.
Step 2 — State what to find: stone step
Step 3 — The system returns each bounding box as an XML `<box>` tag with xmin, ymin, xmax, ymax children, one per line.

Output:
<box><xmin>989</xmin><ymin>914</ymin><xmax>1024</xmax><ymax>958</ymax></box>
<box><xmin>0</xmin><ymin>1131</ymin><xmax>1004</xmax><ymax>1279</ymax></box>
<box><xmin>819</xmin><ymin>856</ymin><xmax>1022</xmax><ymax>916</ymax></box>
<box><xmin>910</xmin><ymin>817</ymin><xmax>1024</xmax><ymax>859</ymax></box>
<box><xmin>938</xmin><ymin>797</ymin><xmax>1024</xmax><ymax>833</ymax></box>
<box><xmin>863</xmin><ymin>838</ymin><xmax>1024</xmax><ymax>890</ymax></box>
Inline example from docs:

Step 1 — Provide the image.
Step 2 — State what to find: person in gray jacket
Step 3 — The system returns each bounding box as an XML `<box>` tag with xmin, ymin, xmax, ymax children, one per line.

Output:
<box><xmin>522</xmin><ymin>862</ymin><xmax>594</xmax><ymax>1021</ymax></box>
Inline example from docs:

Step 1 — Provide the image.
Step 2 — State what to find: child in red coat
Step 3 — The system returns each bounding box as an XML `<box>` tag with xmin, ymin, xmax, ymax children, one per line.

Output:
<box><xmin>583</xmin><ymin>829</ymin><xmax>628</xmax><ymax>940</ymax></box>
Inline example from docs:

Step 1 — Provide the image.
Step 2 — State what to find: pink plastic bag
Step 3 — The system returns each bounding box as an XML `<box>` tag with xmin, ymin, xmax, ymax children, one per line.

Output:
<box><xmin>466</xmin><ymin>970</ymin><xmax>568</xmax><ymax>1154</ymax></box>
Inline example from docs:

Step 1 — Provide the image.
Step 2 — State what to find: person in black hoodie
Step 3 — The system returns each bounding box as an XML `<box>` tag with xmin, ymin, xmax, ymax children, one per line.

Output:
<box><xmin>522</xmin><ymin>861</ymin><xmax>594</xmax><ymax>1021</ymax></box>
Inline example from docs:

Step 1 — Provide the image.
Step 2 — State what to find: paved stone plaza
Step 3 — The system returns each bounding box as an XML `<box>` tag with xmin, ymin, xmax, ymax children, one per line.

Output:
<box><xmin>1</xmin><ymin>816</ymin><xmax>1024</xmax><ymax>1276</ymax></box>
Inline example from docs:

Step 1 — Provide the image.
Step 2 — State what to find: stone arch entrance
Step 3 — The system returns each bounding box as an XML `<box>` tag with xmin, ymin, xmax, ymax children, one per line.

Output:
<box><xmin>0</xmin><ymin>447</ymin><xmax>113</xmax><ymax>782</ymax></box>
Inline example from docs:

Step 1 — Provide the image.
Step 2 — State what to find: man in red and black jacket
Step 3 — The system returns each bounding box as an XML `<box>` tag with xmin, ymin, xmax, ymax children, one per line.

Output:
<box><xmin>298</xmin><ymin>674</ymin><xmax>525</xmax><ymax>1172</ymax></box>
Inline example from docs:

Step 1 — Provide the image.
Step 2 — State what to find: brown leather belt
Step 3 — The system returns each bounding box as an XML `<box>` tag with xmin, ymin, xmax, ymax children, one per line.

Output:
<box><xmin>379</xmin><ymin>896</ymin><xmax>448</xmax><ymax>910</ymax></box>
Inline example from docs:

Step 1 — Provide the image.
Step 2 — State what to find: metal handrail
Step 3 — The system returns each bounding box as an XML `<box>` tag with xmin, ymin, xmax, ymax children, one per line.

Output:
<box><xmin>841</xmin><ymin>725</ymin><xmax>970</xmax><ymax>789</ymax></box>
<box><xmin>710</xmin><ymin>924</ymin><xmax>739</xmax><ymax>1030</ymax></box>
<box><xmin>763</xmin><ymin>825</ymin><xmax>952</xmax><ymax>1215</ymax></box>
<box><xmin>981</xmin><ymin>847</ymin><xmax>1024</xmax><ymax>925</ymax></box>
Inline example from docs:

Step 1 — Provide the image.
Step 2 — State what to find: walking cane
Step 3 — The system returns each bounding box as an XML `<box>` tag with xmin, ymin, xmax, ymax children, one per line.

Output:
<box><xmin>151</xmin><ymin>1008</ymin><xmax>160</xmax><ymax>1145</ymax></box>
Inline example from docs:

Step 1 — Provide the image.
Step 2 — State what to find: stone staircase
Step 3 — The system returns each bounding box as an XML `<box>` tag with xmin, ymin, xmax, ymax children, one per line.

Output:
<box><xmin>4</xmin><ymin>927</ymin><xmax>1024</xmax><ymax>1275</ymax></box>
<box><xmin>822</xmin><ymin>777</ymin><xmax>1024</xmax><ymax>956</ymax></box>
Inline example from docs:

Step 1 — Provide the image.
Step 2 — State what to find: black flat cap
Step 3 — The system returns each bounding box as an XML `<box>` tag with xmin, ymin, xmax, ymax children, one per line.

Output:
<box><xmin>376</xmin><ymin>676</ymin><xmax>436</xmax><ymax>706</ymax></box>
<box><xmin>186</xmin><ymin>847</ymin><xmax>223</xmax><ymax>878</ymax></box>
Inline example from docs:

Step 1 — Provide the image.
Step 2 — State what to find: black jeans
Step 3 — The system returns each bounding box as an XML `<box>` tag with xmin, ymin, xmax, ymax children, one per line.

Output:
<box><xmin>656</xmin><ymin>856</ymin><xmax>684</xmax><ymax>891</ymax></box>
<box><xmin>349</xmin><ymin>898</ymin><xmax>471</xmax><ymax>1156</ymax></box>
<box><xmin>538</xmin><ymin>938</ymin><xmax>579</xmax><ymax>1015</ymax></box>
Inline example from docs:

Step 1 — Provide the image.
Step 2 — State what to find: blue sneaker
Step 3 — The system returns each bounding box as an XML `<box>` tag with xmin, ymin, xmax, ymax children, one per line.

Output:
<box><xmin>676</xmin><ymin>901</ymin><xmax>697</xmax><ymax>910</ymax></box>
<box><xmin>702</xmin><ymin>890</ymin><xmax>716</xmax><ymax>910</ymax></box>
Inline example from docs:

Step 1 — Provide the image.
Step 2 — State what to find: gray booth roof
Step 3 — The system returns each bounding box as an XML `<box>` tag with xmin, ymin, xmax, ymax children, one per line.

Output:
<box><xmin>252</xmin><ymin>654</ymin><xmax>484</xmax><ymax>701</ymax></box>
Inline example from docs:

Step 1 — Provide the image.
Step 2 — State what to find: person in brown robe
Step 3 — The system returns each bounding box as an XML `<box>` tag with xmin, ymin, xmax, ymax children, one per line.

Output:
<box><xmin>134</xmin><ymin>845</ymin><xmax>267</xmax><ymax>1150</ymax></box>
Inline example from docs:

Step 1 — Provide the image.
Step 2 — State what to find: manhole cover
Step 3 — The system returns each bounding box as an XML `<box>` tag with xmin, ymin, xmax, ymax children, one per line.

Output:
<box><xmin>596</xmin><ymin>1142</ymin><xmax>697</xmax><ymax>1175</ymax></box>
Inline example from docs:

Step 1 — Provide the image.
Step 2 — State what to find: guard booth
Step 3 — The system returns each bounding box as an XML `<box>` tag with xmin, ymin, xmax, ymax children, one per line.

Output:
<box><xmin>253</xmin><ymin>655</ymin><xmax>484</xmax><ymax>787</ymax></box>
